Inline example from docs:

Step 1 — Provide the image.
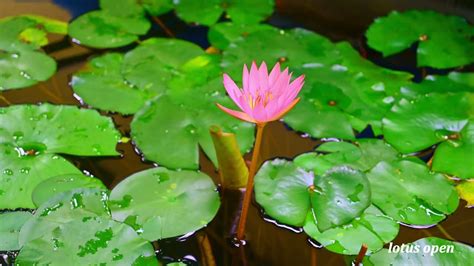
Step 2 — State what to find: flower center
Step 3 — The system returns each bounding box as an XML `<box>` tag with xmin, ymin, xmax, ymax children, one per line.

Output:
<box><xmin>246</xmin><ymin>91</ymin><xmax>273</xmax><ymax>109</ymax></box>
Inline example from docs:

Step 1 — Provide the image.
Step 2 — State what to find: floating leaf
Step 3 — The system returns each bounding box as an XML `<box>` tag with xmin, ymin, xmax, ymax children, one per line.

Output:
<box><xmin>131</xmin><ymin>78</ymin><xmax>254</xmax><ymax>169</ymax></box>
<box><xmin>364</xmin><ymin>237</ymin><xmax>474</xmax><ymax>265</ymax></box>
<box><xmin>109</xmin><ymin>167</ymin><xmax>220</xmax><ymax>241</ymax></box>
<box><xmin>367</xmin><ymin>159</ymin><xmax>459</xmax><ymax>225</ymax></box>
<box><xmin>254</xmin><ymin>159</ymin><xmax>313</xmax><ymax>227</ymax></box>
<box><xmin>310</xmin><ymin>166</ymin><xmax>371</xmax><ymax>231</ymax></box>
<box><xmin>32</xmin><ymin>174</ymin><xmax>106</xmax><ymax>207</ymax></box>
<box><xmin>0</xmin><ymin>48</ymin><xmax>56</xmax><ymax>91</ymax></box>
<box><xmin>141</xmin><ymin>0</ymin><xmax>174</xmax><ymax>16</ymax></box>
<box><xmin>402</xmin><ymin>72</ymin><xmax>474</xmax><ymax>98</ymax></box>
<box><xmin>0</xmin><ymin>211</ymin><xmax>33</xmax><ymax>250</ymax></box>
<box><xmin>175</xmin><ymin>0</ymin><xmax>274</xmax><ymax>26</ymax></box>
<box><xmin>19</xmin><ymin>188</ymin><xmax>111</xmax><ymax>245</ymax></box>
<box><xmin>99</xmin><ymin>0</ymin><xmax>145</xmax><ymax>17</ymax></box>
<box><xmin>0</xmin><ymin>104</ymin><xmax>119</xmax><ymax>209</ymax></box>
<box><xmin>17</xmin><ymin>217</ymin><xmax>157</xmax><ymax>265</ymax></box>
<box><xmin>294</xmin><ymin>139</ymin><xmax>399</xmax><ymax>174</ymax></box>
<box><xmin>0</xmin><ymin>143</ymin><xmax>82</xmax><ymax>209</ymax></box>
<box><xmin>122</xmin><ymin>38</ymin><xmax>204</xmax><ymax>95</ymax></box>
<box><xmin>72</xmin><ymin>53</ymin><xmax>149</xmax><ymax>114</ymax></box>
<box><xmin>208</xmin><ymin>22</ymin><xmax>275</xmax><ymax>50</ymax></box>
<box><xmin>68</xmin><ymin>10</ymin><xmax>150</xmax><ymax>48</ymax></box>
<box><xmin>303</xmin><ymin>205</ymin><xmax>399</xmax><ymax>255</ymax></box>
<box><xmin>432</xmin><ymin>120</ymin><xmax>474</xmax><ymax>179</ymax></box>
<box><xmin>366</xmin><ymin>10</ymin><xmax>474</xmax><ymax>68</ymax></box>
<box><xmin>456</xmin><ymin>180</ymin><xmax>474</xmax><ymax>207</ymax></box>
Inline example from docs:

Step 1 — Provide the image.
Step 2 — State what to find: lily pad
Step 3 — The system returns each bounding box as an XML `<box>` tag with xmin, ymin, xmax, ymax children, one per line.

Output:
<box><xmin>402</xmin><ymin>72</ymin><xmax>474</xmax><ymax>98</ymax></box>
<box><xmin>310</xmin><ymin>166</ymin><xmax>371</xmax><ymax>231</ymax></box>
<box><xmin>175</xmin><ymin>0</ymin><xmax>274</xmax><ymax>26</ymax></box>
<box><xmin>0</xmin><ymin>211</ymin><xmax>33</xmax><ymax>250</ymax></box>
<box><xmin>303</xmin><ymin>205</ymin><xmax>399</xmax><ymax>255</ymax></box>
<box><xmin>383</xmin><ymin>92</ymin><xmax>474</xmax><ymax>153</ymax></box>
<box><xmin>294</xmin><ymin>139</ymin><xmax>399</xmax><ymax>174</ymax></box>
<box><xmin>364</xmin><ymin>237</ymin><xmax>474</xmax><ymax>265</ymax></box>
<box><xmin>208</xmin><ymin>22</ymin><xmax>276</xmax><ymax>50</ymax></box>
<box><xmin>367</xmin><ymin>159</ymin><xmax>459</xmax><ymax>226</ymax></box>
<box><xmin>366</xmin><ymin>10</ymin><xmax>474</xmax><ymax>68</ymax></box>
<box><xmin>19</xmin><ymin>188</ymin><xmax>111</xmax><ymax>245</ymax></box>
<box><xmin>32</xmin><ymin>174</ymin><xmax>106</xmax><ymax>207</ymax></box>
<box><xmin>0</xmin><ymin>104</ymin><xmax>120</xmax><ymax>156</ymax></box>
<box><xmin>254</xmin><ymin>159</ymin><xmax>371</xmax><ymax>231</ymax></box>
<box><xmin>0</xmin><ymin>143</ymin><xmax>82</xmax><ymax>209</ymax></box>
<box><xmin>99</xmin><ymin>0</ymin><xmax>145</xmax><ymax>17</ymax></box>
<box><xmin>16</xmin><ymin>217</ymin><xmax>158</xmax><ymax>265</ymax></box>
<box><xmin>68</xmin><ymin>10</ymin><xmax>150</xmax><ymax>49</ymax></box>
<box><xmin>456</xmin><ymin>180</ymin><xmax>474</xmax><ymax>207</ymax></box>
<box><xmin>254</xmin><ymin>159</ymin><xmax>313</xmax><ymax>227</ymax></box>
<box><xmin>109</xmin><ymin>167</ymin><xmax>220</xmax><ymax>241</ymax></box>
<box><xmin>122</xmin><ymin>38</ymin><xmax>204</xmax><ymax>95</ymax></box>
<box><xmin>432</xmin><ymin>120</ymin><xmax>474</xmax><ymax>179</ymax></box>
<box><xmin>0</xmin><ymin>48</ymin><xmax>57</xmax><ymax>91</ymax></box>
<box><xmin>71</xmin><ymin>53</ymin><xmax>149</xmax><ymax>114</ymax></box>
<box><xmin>131</xmin><ymin>78</ymin><xmax>254</xmax><ymax>170</ymax></box>
<box><xmin>141</xmin><ymin>0</ymin><xmax>174</xmax><ymax>16</ymax></box>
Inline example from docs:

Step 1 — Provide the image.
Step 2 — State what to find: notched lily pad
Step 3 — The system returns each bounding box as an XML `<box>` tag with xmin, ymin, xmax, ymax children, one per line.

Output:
<box><xmin>109</xmin><ymin>167</ymin><xmax>220</xmax><ymax>241</ymax></box>
<box><xmin>175</xmin><ymin>0</ymin><xmax>274</xmax><ymax>26</ymax></box>
<box><xmin>16</xmin><ymin>217</ymin><xmax>157</xmax><ymax>265</ymax></box>
<box><xmin>68</xmin><ymin>10</ymin><xmax>150</xmax><ymax>48</ymax></box>
<box><xmin>367</xmin><ymin>159</ymin><xmax>459</xmax><ymax>226</ymax></box>
<box><xmin>208</xmin><ymin>22</ymin><xmax>276</xmax><ymax>50</ymax></box>
<box><xmin>366</xmin><ymin>10</ymin><xmax>474</xmax><ymax>68</ymax></box>
<box><xmin>0</xmin><ymin>211</ymin><xmax>33</xmax><ymax>250</ymax></box>
<box><xmin>303</xmin><ymin>205</ymin><xmax>399</xmax><ymax>255</ymax></box>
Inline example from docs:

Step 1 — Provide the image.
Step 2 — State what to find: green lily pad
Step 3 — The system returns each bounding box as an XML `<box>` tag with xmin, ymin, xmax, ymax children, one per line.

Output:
<box><xmin>71</xmin><ymin>53</ymin><xmax>149</xmax><ymax>115</ymax></box>
<box><xmin>367</xmin><ymin>159</ymin><xmax>459</xmax><ymax>226</ymax></box>
<box><xmin>0</xmin><ymin>143</ymin><xmax>82</xmax><ymax>209</ymax></box>
<box><xmin>402</xmin><ymin>72</ymin><xmax>474</xmax><ymax>98</ymax></box>
<box><xmin>284</xmin><ymin>42</ymin><xmax>412</xmax><ymax>138</ymax></box>
<box><xmin>16</xmin><ymin>217</ymin><xmax>158</xmax><ymax>265</ymax></box>
<box><xmin>32</xmin><ymin>174</ymin><xmax>106</xmax><ymax>207</ymax></box>
<box><xmin>294</xmin><ymin>139</ymin><xmax>399</xmax><ymax>174</ymax></box>
<box><xmin>432</xmin><ymin>120</ymin><xmax>474</xmax><ymax>179</ymax></box>
<box><xmin>366</xmin><ymin>10</ymin><xmax>474</xmax><ymax>69</ymax></box>
<box><xmin>254</xmin><ymin>159</ymin><xmax>371</xmax><ymax>232</ymax></box>
<box><xmin>141</xmin><ymin>0</ymin><xmax>174</xmax><ymax>16</ymax></box>
<box><xmin>122</xmin><ymin>38</ymin><xmax>204</xmax><ymax>95</ymax></box>
<box><xmin>208</xmin><ymin>22</ymin><xmax>275</xmax><ymax>50</ymax></box>
<box><xmin>131</xmin><ymin>78</ymin><xmax>254</xmax><ymax>170</ymax></box>
<box><xmin>175</xmin><ymin>0</ymin><xmax>274</xmax><ymax>26</ymax></box>
<box><xmin>0</xmin><ymin>104</ymin><xmax>120</xmax><ymax>156</ymax></box>
<box><xmin>99</xmin><ymin>0</ymin><xmax>145</xmax><ymax>17</ymax></box>
<box><xmin>364</xmin><ymin>237</ymin><xmax>474</xmax><ymax>265</ymax></box>
<box><xmin>19</xmin><ymin>188</ymin><xmax>111</xmax><ymax>246</ymax></box>
<box><xmin>383</xmin><ymin>92</ymin><xmax>474</xmax><ymax>153</ymax></box>
<box><xmin>0</xmin><ymin>48</ymin><xmax>56</xmax><ymax>91</ymax></box>
<box><xmin>0</xmin><ymin>104</ymin><xmax>119</xmax><ymax>209</ymax></box>
<box><xmin>0</xmin><ymin>211</ymin><xmax>33</xmax><ymax>250</ymax></box>
<box><xmin>310</xmin><ymin>166</ymin><xmax>371</xmax><ymax>231</ymax></box>
<box><xmin>68</xmin><ymin>10</ymin><xmax>150</xmax><ymax>49</ymax></box>
<box><xmin>254</xmin><ymin>159</ymin><xmax>313</xmax><ymax>227</ymax></box>
<box><xmin>109</xmin><ymin>167</ymin><xmax>220</xmax><ymax>241</ymax></box>
<box><xmin>303</xmin><ymin>205</ymin><xmax>399</xmax><ymax>255</ymax></box>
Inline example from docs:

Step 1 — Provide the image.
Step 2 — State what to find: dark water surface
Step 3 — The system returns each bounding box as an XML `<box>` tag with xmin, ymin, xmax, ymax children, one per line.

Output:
<box><xmin>1</xmin><ymin>0</ymin><xmax>473</xmax><ymax>265</ymax></box>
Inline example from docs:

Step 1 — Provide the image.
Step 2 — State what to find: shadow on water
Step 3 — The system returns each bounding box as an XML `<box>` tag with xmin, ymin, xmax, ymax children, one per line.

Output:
<box><xmin>0</xmin><ymin>0</ymin><xmax>473</xmax><ymax>265</ymax></box>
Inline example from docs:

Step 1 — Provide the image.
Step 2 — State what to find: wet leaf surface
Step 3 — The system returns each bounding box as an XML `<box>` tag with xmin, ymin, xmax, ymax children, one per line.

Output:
<box><xmin>366</xmin><ymin>10</ymin><xmax>474</xmax><ymax>68</ymax></box>
<box><xmin>208</xmin><ymin>22</ymin><xmax>275</xmax><ymax>50</ymax></box>
<box><xmin>0</xmin><ymin>211</ymin><xmax>33</xmax><ymax>251</ymax></box>
<box><xmin>109</xmin><ymin>167</ymin><xmax>220</xmax><ymax>241</ymax></box>
<box><xmin>17</xmin><ymin>216</ymin><xmax>157</xmax><ymax>265</ymax></box>
<box><xmin>367</xmin><ymin>159</ymin><xmax>459</xmax><ymax>226</ymax></box>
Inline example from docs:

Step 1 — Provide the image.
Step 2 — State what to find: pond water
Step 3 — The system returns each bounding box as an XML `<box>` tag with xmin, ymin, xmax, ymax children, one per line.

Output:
<box><xmin>0</xmin><ymin>0</ymin><xmax>473</xmax><ymax>265</ymax></box>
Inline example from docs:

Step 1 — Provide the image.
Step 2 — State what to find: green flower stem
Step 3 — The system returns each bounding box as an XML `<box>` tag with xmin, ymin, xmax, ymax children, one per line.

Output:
<box><xmin>236</xmin><ymin>122</ymin><xmax>266</xmax><ymax>241</ymax></box>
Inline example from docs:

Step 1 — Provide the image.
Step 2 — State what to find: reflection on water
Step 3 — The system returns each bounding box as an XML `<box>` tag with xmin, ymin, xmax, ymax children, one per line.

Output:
<box><xmin>0</xmin><ymin>0</ymin><xmax>473</xmax><ymax>265</ymax></box>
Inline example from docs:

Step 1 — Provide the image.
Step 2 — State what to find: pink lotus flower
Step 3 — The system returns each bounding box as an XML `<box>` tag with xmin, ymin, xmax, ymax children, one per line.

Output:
<box><xmin>217</xmin><ymin>61</ymin><xmax>305</xmax><ymax>124</ymax></box>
